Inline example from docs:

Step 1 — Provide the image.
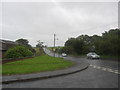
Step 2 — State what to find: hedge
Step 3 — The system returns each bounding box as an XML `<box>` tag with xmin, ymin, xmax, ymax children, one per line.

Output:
<box><xmin>5</xmin><ymin>45</ymin><xmax>33</xmax><ymax>59</ymax></box>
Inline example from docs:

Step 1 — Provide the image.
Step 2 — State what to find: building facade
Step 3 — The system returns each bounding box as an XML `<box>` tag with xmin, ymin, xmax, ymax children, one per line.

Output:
<box><xmin>0</xmin><ymin>39</ymin><xmax>18</xmax><ymax>58</ymax></box>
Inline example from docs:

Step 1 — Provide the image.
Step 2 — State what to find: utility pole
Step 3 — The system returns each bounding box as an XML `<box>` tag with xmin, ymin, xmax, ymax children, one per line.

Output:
<box><xmin>53</xmin><ymin>34</ymin><xmax>56</xmax><ymax>57</ymax></box>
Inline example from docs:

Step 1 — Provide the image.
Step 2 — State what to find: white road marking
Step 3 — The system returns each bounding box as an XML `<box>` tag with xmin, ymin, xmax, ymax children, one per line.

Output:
<box><xmin>93</xmin><ymin>65</ymin><xmax>97</xmax><ymax>68</ymax></box>
<box><xmin>90</xmin><ymin>64</ymin><xmax>119</xmax><ymax>74</ymax></box>
<box><xmin>114</xmin><ymin>71</ymin><xmax>119</xmax><ymax>74</ymax></box>
<box><xmin>101</xmin><ymin>67</ymin><xmax>107</xmax><ymax>71</ymax></box>
<box><xmin>107</xmin><ymin>68</ymin><xmax>114</xmax><ymax>72</ymax></box>
<box><xmin>89</xmin><ymin>64</ymin><xmax>93</xmax><ymax>66</ymax></box>
<box><xmin>96</xmin><ymin>66</ymin><xmax>101</xmax><ymax>69</ymax></box>
<box><xmin>114</xmin><ymin>70</ymin><xmax>118</xmax><ymax>72</ymax></box>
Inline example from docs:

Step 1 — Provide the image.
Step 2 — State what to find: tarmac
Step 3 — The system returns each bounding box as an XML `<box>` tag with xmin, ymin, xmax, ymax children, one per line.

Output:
<box><xmin>2</xmin><ymin>61</ymin><xmax>89</xmax><ymax>84</ymax></box>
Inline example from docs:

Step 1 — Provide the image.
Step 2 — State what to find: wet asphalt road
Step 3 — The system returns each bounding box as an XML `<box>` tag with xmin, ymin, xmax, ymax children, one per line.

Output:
<box><xmin>2</xmin><ymin>48</ymin><xmax>119</xmax><ymax>88</ymax></box>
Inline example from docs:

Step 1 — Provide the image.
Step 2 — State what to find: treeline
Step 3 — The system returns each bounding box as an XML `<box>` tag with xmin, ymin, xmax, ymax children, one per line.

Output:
<box><xmin>59</xmin><ymin>28</ymin><xmax>120</xmax><ymax>56</ymax></box>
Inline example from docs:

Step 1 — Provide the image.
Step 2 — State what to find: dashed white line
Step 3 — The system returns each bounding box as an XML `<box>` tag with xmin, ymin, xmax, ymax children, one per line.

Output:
<box><xmin>89</xmin><ymin>64</ymin><xmax>119</xmax><ymax>74</ymax></box>
<box><xmin>89</xmin><ymin>64</ymin><xmax>93</xmax><ymax>66</ymax></box>
<box><xmin>93</xmin><ymin>65</ymin><xmax>97</xmax><ymax>68</ymax></box>
<box><xmin>96</xmin><ymin>66</ymin><xmax>101</xmax><ymax>69</ymax></box>
<box><xmin>114</xmin><ymin>70</ymin><xmax>118</xmax><ymax>72</ymax></box>
<box><xmin>114</xmin><ymin>71</ymin><xmax>119</xmax><ymax>74</ymax></box>
<box><xmin>108</xmin><ymin>69</ymin><xmax>114</xmax><ymax>73</ymax></box>
<box><xmin>107</xmin><ymin>68</ymin><xmax>114</xmax><ymax>73</ymax></box>
<box><xmin>101</xmin><ymin>67</ymin><xmax>107</xmax><ymax>71</ymax></box>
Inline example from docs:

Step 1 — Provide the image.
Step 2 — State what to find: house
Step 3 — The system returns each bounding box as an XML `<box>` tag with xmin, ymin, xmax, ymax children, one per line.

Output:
<box><xmin>0</xmin><ymin>39</ymin><xmax>18</xmax><ymax>58</ymax></box>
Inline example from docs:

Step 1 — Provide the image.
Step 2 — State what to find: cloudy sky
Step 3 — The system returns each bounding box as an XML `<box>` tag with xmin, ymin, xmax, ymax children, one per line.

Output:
<box><xmin>1</xmin><ymin>0</ymin><xmax>118</xmax><ymax>47</ymax></box>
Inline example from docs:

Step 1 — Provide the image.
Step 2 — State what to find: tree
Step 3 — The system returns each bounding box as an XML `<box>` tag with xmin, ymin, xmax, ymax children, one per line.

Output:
<box><xmin>93</xmin><ymin>28</ymin><xmax>120</xmax><ymax>56</ymax></box>
<box><xmin>16</xmin><ymin>39</ymin><xmax>29</xmax><ymax>45</ymax></box>
<box><xmin>65</xmin><ymin>38</ymin><xmax>76</xmax><ymax>47</ymax></box>
<box><xmin>36</xmin><ymin>40</ymin><xmax>44</xmax><ymax>48</ymax></box>
<box><xmin>62</xmin><ymin>28</ymin><xmax>120</xmax><ymax>56</ymax></box>
<box><xmin>35</xmin><ymin>40</ymin><xmax>45</xmax><ymax>56</ymax></box>
<box><xmin>64</xmin><ymin>37</ymin><xmax>86</xmax><ymax>54</ymax></box>
<box><xmin>16</xmin><ymin>38</ymin><xmax>36</xmax><ymax>53</ymax></box>
<box><xmin>5</xmin><ymin>45</ymin><xmax>33</xmax><ymax>59</ymax></box>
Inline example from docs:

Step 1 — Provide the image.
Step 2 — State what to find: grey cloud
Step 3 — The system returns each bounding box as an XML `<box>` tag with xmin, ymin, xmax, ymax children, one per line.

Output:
<box><xmin>2</xmin><ymin>2</ymin><xmax>118</xmax><ymax>46</ymax></box>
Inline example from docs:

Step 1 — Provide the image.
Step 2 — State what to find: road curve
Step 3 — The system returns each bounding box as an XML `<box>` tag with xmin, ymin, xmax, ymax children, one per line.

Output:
<box><xmin>2</xmin><ymin>48</ymin><xmax>119</xmax><ymax>88</ymax></box>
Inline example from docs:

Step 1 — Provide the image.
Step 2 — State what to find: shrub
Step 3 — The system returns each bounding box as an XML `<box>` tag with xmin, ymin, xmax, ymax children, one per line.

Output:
<box><xmin>5</xmin><ymin>45</ymin><xmax>33</xmax><ymax>59</ymax></box>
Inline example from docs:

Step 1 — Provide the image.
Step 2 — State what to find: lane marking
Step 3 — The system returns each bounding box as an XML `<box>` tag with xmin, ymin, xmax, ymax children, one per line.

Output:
<box><xmin>114</xmin><ymin>71</ymin><xmax>119</xmax><ymax>74</ymax></box>
<box><xmin>93</xmin><ymin>65</ymin><xmax>97</xmax><ymax>68</ymax></box>
<box><xmin>114</xmin><ymin>70</ymin><xmax>118</xmax><ymax>72</ymax></box>
<box><xmin>89</xmin><ymin>64</ymin><xmax>93</xmax><ymax>66</ymax></box>
<box><xmin>90</xmin><ymin>64</ymin><xmax>119</xmax><ymax>74</ymax></box>
<box><xmin>107</xmin><ymin>68</ymin><xmax>114</xmax><ymax>73</ymax></box>
<box><xmin>101</xmin><ymin>67</ymin><xmax>107</xmax><ymax>71</ymax></box>
<box><xmin>96</xmin><ymin>66</ymin><xmax>101</xmax><ymax>69</ymax></box>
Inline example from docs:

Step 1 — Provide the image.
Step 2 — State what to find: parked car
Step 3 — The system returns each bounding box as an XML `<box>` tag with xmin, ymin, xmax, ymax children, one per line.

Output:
<box><xmin>62</xmin><ymin>53</ymin><xmax>67</xmax><ymax>57</ymax></box>
<box><xmin>87</xmin><ymin>52</ymin><xmax>100</xmax><ymax>59</ymax></box>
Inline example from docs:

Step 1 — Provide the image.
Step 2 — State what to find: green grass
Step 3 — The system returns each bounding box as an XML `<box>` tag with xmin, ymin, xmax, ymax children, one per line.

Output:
<box><xmin>2</xmin><ymin>55</ymin><xmax>74</xmax><ymax>75</ymax></box>
<box><xmin>34</xmin><ymin>47</ymin><xmax>45</xmax><ymax>56</ymax></box>
<box><xmin>47</xmin><ymin>46</ymin><xmax>64</xmax><ymax>51</ymax></box>
<box><xmin>47</xmin><ymin>47</ymin><xmax>53</xmax><ymax>51</ymax></box>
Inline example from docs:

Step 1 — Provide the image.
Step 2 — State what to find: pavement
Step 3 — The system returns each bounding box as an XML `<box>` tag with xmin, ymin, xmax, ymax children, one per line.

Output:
<box><xmin>2</xmin><ymin>62</ymin><xmax>89</xmax><ymax>84</ymax></box>
<box><xmin>2</xmin><ymin>57</ymin><xmax>119</xmax><ymax>88</ymax></box>
<box><xmin>2</xmin><ymin>48</ymin><xmax>89</xmax><ymax>84</ymax></box>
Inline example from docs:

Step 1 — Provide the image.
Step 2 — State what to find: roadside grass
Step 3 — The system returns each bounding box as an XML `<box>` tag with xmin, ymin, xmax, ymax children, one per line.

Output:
<box><xmin>34</xmin><ymin>47</ymin><xmax>45</xmax><ymax>56</ymax></box>
<box><xmin>2</xmin><ymin>55</ymin><xmax>74</xmax><ymax>75</ymax></box>
<box><xmin>47</xmin><ymin>46</ymin><xmax>64</xmax><ymax>51</ymax></box>
<box><xmin>47</xmin><ymin>47</ymin><xmax>53</xmax><ymax>51</ymax></box>
<box><xmin>0</xmin><ymin>65</ymin><xmax>1</xmax><ymax>75</ymax></box>
<box><xmin>0</xmin><ymin>59</ymin><xmax>2</xmax><ymax>75</ymax></box>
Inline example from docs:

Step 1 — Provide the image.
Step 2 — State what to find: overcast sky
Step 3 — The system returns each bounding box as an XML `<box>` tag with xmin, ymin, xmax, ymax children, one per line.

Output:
<box><xmin>1</xmin><ymin>1</ymin><xmax>118</xmax><ymax>47</ymax></box>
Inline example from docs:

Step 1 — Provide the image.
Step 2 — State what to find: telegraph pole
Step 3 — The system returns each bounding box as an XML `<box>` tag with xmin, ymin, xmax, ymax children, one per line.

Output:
<box><xmin>53</xmin><ymin>34</ymin><xmax>56</xmax><ymax>57</ymax></box>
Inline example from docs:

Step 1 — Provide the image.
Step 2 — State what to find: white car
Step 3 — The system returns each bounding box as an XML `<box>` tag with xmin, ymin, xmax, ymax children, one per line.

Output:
<box><xmin>87</xmin><ymin>52</ymin><xmax>100</xmax><ymax>59</ymax></box>
<box><xmin>62</xmin><ymin>53</ymin><xmax>67</xmax><ymax>57</ymax></box>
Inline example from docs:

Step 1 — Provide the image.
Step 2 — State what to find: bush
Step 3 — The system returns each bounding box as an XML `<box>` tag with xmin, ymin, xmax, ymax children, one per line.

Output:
<box><xmin>5</xmin><ymin>45</ymin><xmax>33</xmax><ymax>59</ymax></box>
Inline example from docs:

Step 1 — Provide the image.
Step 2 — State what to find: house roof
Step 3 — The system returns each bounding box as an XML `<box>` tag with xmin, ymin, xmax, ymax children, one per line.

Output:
<box><xmin>0</xmin><ymin>39</ymin><xmax>18</xmax><ymax>50</ymax></box>
<box><xmin>0</xmin><ymin>39</ymin><xmax>18</xmax><ymax>44</ymax></box>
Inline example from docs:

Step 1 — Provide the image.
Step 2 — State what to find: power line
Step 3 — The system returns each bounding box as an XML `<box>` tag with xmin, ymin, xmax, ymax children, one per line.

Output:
<box><xmin>55</xmin><ymin>21</ymin><xmax>118</xmax><ymax>35</ymax></box>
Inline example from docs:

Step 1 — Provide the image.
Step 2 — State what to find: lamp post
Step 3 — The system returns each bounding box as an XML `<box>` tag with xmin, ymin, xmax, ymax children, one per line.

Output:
<box><xmin>53</xmin><ymin>34</ymin><xmax>56</xmax><ymax>57</ymax></box>
<box><xmin>53</xmin><ymin>34</ymin><xmax>59</xmax><ymax>57</ymax></box>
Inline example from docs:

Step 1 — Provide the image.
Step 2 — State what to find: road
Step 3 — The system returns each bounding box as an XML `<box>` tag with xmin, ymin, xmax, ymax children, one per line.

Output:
<box><xmin>2</xmin><ymin>48</ymin><xmax>119</xmax><ymax>88</ymax></box>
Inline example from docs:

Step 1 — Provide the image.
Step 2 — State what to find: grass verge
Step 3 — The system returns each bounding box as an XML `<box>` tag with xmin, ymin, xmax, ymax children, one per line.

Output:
<box><xmin>2</xmin><ymin>55</ymin><xmax>74</xmax><ymax>76</ymax></box>
<box><xmin>34</xmin><ymin>47</ymin><xmax>45</xmax><ymax>56</ymax></box>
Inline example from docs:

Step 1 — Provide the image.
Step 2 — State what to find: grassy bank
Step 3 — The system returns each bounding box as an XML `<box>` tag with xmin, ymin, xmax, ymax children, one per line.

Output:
<box><xmin>34</xmin><ymin>47</ymin><xmax>45</xmax><ymax>56</ymax></box>
<box><xmin>2</xmin><ymin>55</ymin><xmax>74</xmax><ymax>75</ymax></box>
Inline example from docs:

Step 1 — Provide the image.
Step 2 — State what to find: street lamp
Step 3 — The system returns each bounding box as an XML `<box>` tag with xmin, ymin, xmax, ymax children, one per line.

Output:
<box><xmin>53</xmin><ymin>34</ymin><xmax>58</xmax><ymax>57</ymax></box>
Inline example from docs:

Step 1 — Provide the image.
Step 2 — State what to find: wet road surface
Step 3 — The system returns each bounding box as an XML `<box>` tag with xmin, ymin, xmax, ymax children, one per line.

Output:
<box><xmin>2</xmin><ymin>48</ymin><xmax>119</xmax><ymax>88</ymax></box>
